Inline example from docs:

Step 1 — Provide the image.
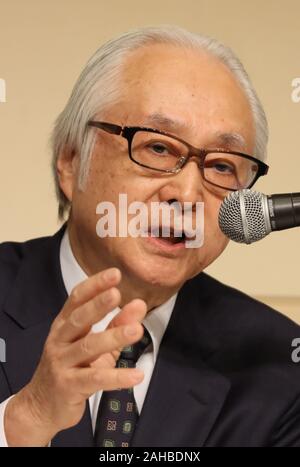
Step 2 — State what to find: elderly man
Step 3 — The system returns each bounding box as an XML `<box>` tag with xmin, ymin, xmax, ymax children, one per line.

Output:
<box><xmin>0</xmin><ymin>25</ymin><xmax>300</xmax><ymax>447</ymax></box>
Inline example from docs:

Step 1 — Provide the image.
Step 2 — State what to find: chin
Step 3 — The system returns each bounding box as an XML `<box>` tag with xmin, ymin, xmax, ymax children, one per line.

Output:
<box><xmin>124</xmin><ymin>255</ymin><xmax>192</xmax><ymax>290</ymax></box>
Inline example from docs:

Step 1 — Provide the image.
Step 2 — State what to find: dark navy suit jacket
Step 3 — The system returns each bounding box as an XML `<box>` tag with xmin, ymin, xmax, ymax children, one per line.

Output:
<box><xmin>1</xmin><ymin>227</ymin><xmax>300</xmax><ymax>446</ymax></box>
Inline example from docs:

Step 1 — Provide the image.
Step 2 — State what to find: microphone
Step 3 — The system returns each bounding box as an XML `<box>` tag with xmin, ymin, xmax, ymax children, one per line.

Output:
<box><xmin>218</xmin><ymin>189</ymin><xmax>300</xmax><ymax>244</ymax></box>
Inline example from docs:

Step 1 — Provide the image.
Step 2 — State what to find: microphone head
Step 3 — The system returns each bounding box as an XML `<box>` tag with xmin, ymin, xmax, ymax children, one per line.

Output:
<box><xmin>218</xmin><ymin>189</ymin><xmax>271</xmax><ymax>244</ymax></box>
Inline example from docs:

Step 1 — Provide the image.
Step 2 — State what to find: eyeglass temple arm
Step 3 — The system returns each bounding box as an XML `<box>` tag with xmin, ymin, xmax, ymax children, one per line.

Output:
<box><xmin>88</xmin><ymin>121</ymin><xmax>123</xmax><ymax>135</ymax></box>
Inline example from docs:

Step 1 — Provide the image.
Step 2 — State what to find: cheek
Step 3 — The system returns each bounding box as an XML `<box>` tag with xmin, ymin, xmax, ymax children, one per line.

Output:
<box><xmin>87</xmin><ymin>140</ymin><xmax>167</xmax><ymax>206</ymax></box>
<box><xmin>84</xmin><ymin>159</ymin><xmax>126</xmax><ymax>210</ymax></box>
<box><xmin>204</xmin><ymin>196</ymin><xmax>221</xmax><ymax>229</ymax></box>
<box><xmin>203</xmin><ymin>197</ymin><xmax>229</xmax><ymax>252</ymax></box>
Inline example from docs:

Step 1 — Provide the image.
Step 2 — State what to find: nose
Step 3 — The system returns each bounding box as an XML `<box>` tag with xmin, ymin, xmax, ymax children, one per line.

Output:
<box><xmin>158</xmin><ymin>160</ymin><xmax>204</xmax><ymax>207</ymax></box>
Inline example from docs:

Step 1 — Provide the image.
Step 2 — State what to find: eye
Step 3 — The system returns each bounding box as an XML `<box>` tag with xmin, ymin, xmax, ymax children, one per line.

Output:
<box><xmin>205</xmin><ymin>158</ymin><xmax>236</xmax><ymax>175</ymax></box>
<box><xmin>148</xmin><ymin>142</ymin><xmax>171</xmax><ymax>156</ymax></box>
<box><xmin>213</xmin><ymin>162</ymin><xmax>234</xmax><ymax>174</ymax></box>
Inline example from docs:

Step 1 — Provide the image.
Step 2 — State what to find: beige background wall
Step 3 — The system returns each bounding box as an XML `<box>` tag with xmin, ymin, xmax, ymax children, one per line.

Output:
<box><xmin>0</xmin><ymin>0</ymin><xmax>299</xmax><ymax>322</ymax></box>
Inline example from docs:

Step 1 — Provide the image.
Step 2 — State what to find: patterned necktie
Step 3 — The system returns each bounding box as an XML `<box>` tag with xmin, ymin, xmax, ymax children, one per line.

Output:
<box><xmin>94</xmin><ymin>326</ymin><xmax>152</xmax><ymax>447</ymax></box>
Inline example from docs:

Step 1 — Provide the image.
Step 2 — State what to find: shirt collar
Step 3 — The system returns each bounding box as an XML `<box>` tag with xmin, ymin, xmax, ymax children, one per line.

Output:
<box><xmin>59</xmin><ymin>229</ymin><xmax>177</xmax><ymax>360</ymax></box>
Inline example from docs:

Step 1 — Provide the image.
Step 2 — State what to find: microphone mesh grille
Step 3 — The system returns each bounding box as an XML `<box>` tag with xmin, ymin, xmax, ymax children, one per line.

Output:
<box><xmin>218</xmin><ymin>190</ymin><xmax>269</xmax><ymax>243</ymax></box>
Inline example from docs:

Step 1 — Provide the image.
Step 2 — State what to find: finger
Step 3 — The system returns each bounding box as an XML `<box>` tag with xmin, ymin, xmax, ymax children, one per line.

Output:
<box><xmin>54</xmin><ymin>286</ymin><xmax>122</xmax><ymax>344</ymax></box>
<box><xmin>89</xmin><ymin>300</ymin><xmax>148</xmax><ymax>370</ymax></box>
<box><xmin>107</xmin><ymin>298</ymin><xmax>148</xmax><ymax>329</ymax></box>
<box><xmin>62</xmin><ymin>322</ymin><xmax>144</xmax><ymax>367</ymax></box>
<box><xmin>69</xmin><ymin>366</ymin><xmax>144</xmax><ymax>396</ymax></box>
<box><xmin>51</xmin><ymin>268</ymin><xmax>121</xmax><ymax>340</ymax></box>
<box><xmin>51</xmin><ymin>267</ymin><xmax>121</xmax><ymax>331</ymax></box>
<box><xmin>90</xmin><ymin>352</ymin><xmax>118</xmax><ymax>370</ymax></box>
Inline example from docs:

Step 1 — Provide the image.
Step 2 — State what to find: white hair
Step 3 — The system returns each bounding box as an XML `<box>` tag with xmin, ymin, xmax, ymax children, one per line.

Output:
<box><xmin>51</xmin><ymin>25</ymin><xmax>269</xmax><ymax>219</ymax></box>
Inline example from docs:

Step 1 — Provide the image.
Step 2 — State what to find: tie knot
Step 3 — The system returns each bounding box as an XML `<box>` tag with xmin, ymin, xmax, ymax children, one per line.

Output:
<box><xmin>118</xmin><ymin>326</ymin><xmax>152</xmax><ymax>366</ymax></box>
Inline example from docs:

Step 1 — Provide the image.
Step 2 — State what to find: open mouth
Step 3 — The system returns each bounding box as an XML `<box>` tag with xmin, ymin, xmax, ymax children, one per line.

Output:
<box><xmin>148</xmin><ymin>227</ymin><xmax>187</xmax><ymax>245</ymax></box>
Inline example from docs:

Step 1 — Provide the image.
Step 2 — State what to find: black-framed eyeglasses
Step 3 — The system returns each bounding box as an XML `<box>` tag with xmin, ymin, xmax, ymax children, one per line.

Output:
<box><xmin>87</xmin><ymin>121</ymin><xmax>269</xmax><ymax>193</ymax></box>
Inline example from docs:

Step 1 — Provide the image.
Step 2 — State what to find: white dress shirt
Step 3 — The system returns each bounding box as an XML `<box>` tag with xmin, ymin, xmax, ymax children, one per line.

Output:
<box><xmin>0</xmin><ymin>229</ymin><xmax>177</xmax><ymax>446</ymax></box>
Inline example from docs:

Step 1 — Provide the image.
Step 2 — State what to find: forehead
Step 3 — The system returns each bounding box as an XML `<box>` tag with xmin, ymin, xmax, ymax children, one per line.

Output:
<box><xmin>112</xmin><ymin>43</ymin><xmax>254</xmax><ymax>150</ymax></box>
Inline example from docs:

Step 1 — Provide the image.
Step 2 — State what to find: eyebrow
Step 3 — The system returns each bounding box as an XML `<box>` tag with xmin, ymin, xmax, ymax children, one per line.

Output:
<box><xmin>143</xmin><ymin>113</ymin><xmax>190</xmax><ymax>132</ymax></box>
<box><xmin>142</xmin><ymin>113</ymin><xmax>247</xmax><ymax>150</ymax></box>
<box><xmin>214</xmin><ymin>132</ymin><xmax>247</xmax><ymax>150</ymax></box>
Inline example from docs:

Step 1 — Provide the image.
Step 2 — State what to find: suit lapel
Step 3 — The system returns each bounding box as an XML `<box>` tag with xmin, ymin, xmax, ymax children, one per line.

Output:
<box><xmin>3</xmin><ymin>227</ymin><xmax>67</xmax><ymax>328</ymax></box>
<box><xmin>132</xmin><ymin>276</ymin><xmax>231</xmax><ymax>447</ymax></box>
<box><xmin>132</xmin><ymin>346</ymin><xmax>230</xmax><ymax>447</ymax></box>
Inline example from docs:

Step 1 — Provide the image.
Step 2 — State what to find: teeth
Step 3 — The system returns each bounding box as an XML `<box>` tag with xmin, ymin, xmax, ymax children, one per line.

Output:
<box><xmin>169</xmin><ymin>236</ymin><xmax>184</xmax><ymax>244</ymax></box>
<box><xmin>148</xmin><ymin>227</ymin><xmax>190</xmax><ymax>243</ymax></box>
<box><xmin>150</xmin><ymin>227</ymin><xmax>184</xmax><ymax>237</ymax></box>
<box><xmin>161</xmin><ymin>232</ymin><xmax>185</xmax><ymax>243</ymax></box>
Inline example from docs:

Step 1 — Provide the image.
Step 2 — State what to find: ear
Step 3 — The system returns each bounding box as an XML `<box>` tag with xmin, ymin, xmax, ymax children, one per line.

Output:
<box><xmin>56</xmin><ymin>147</ymin><xmax>79</xmax><ymax>202</ymax></box>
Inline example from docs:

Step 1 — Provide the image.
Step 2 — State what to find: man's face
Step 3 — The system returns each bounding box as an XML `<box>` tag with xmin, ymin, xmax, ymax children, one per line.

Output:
<box><xmin>62</xmin><ymin>44</ymin><xmax>255</xmax><ymax>299</ymax></box>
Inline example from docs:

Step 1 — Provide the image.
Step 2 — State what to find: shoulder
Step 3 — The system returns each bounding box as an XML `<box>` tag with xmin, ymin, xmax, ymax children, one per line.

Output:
<box><xmin>0</xmin><ymin>230</ymin><xmax>64</xmax><ymax>307</ymax></box>
<box><xmin>181</xmin><ymin>272</ymin><xmax>300</xmax><ymax>370</ymax></box>
<box><xmin>189</xmin><ymin>271</ymin><xmax>299</xmax><ymax>335</ymax></box>
<box><xmin>0</xmin><ymin>234</ymin><xmax>51</xmax><ymax>267</ymax></box>
<box><xmin>0</xmin><ymin>239</ymin><xmax>29</xmax><ymax>306</ymax></box>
